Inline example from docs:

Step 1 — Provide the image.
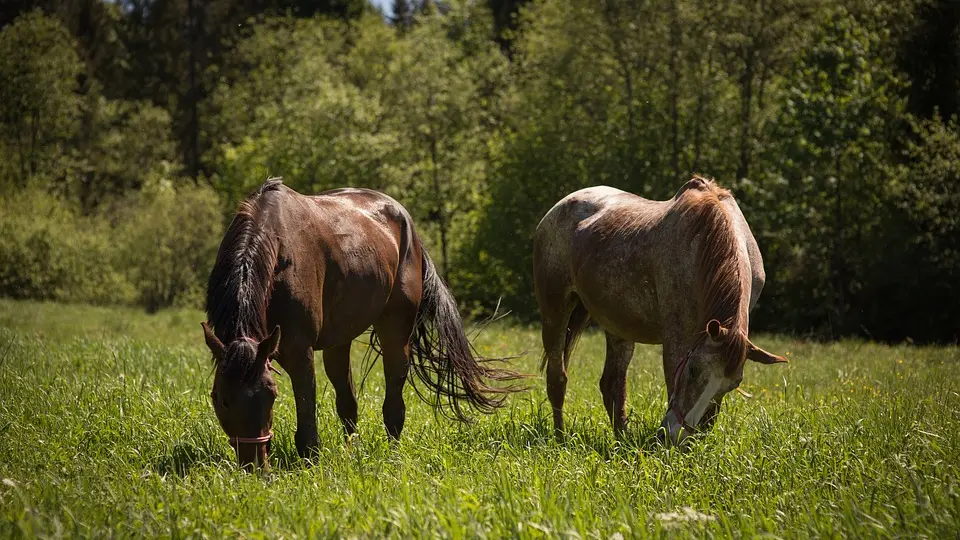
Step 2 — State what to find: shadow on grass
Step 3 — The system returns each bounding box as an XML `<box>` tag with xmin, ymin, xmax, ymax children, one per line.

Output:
<box><xmin>154</xmin><ymin>442</ymin><xmax>230</xmax><ymax>476</ymax></box>
<box><xmin>464</xmin><ymin>398</ymin><xmax>673</xmax><ymax>459</ymax></box>
<box><xmin>154</xmin><ymin>438</ymin><xmax>313</xmax><ymax>476</ymax></box>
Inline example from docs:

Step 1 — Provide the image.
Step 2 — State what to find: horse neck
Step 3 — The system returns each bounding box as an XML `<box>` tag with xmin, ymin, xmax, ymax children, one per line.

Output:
<box><xmin>206</xmin><ymin>204</ymin><xmax>277</xmax><ymax>343</ymax></box>
<box><xmin>692</xmin><ymin>203</ymin><xmax>751</xmax><ymax>338</ymax></box>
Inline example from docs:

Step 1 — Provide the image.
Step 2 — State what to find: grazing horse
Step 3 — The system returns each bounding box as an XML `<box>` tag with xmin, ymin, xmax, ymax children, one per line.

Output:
<box><xmin>202</xmin><ymin>178</ymin><xmax>522</xmax><ymax>469</ymax></box>
<box><xmin>533</xmin><ymin>177</ymin><xmax>787</xmax><ymax>445</ymax></box>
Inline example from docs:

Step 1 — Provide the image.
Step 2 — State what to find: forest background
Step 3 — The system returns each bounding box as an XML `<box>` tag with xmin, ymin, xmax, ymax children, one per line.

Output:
<box><xmin>1</xmin><ymin>0</ymin><xmax>958</xmax><ymax>343</ymax></box>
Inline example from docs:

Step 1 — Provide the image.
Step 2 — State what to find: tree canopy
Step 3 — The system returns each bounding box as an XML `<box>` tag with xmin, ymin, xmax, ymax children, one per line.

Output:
<box><xmin>1</xmin><ymin>0</ymin><xmax>957</xmax><ymax>342</ymax></box>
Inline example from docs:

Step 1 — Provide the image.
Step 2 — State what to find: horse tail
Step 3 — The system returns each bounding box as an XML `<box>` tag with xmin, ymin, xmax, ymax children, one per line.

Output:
<box><xmin>538</xmin><ymin>300</ymin><xmax>590</xmax><ymax>373</ymax></box>
<box><xmin>407</xmin><ymin>249</ymin><xmax>527</xmax><ymax>422</ymax></box>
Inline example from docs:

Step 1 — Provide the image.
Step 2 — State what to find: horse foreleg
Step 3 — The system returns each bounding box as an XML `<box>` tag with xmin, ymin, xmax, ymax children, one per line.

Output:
<box><xmin>322</xmin><ymin>343</ymin><xmax>358</xmax><ymax>438</ymax></box>
<box><xmin>600</xmin><ymin>332</ymin><xmax>634</xmax><ymax>438</ymax></box>
<box><xmin>286</xmin><ymin>346</ymin><xmax>320</xmax><ymax>458</ymax></box>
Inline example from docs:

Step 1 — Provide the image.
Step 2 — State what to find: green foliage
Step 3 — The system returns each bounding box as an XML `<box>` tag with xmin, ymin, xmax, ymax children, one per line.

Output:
<box><xmin>0</xmin><ymin>301</ymin><xmax>959</xmax><ymax>536</ymax></box>
<box><xmin>878</xmin><ymin>113</ymin><xmax>960</xmax><ymax>341</ymax></box>
<box><xmin>213</xmin><ymin>5</ymin><xmax>508</xmax><ymax>278</ymax></box>
<box><xmin>212</xmin><ymin>15</ymin><xmax>392</xmax><ymax>203</ymax></box>
<box><xmin>0</xmin><ymin>180</ymin><xmax>222</xmax><ymax>313</ymax></box>
<box><xmin>70</xmin><ymin>98</ymin><xmax>181</xmax><ymax>209</ymax></box>
<box><xmin>118</xmin><ymin>179</ymin><xmax>225</xmax><ymax>312</ymax></box>
<box><xmin>0</xmin><ymin>10</ymin><xmax>82</xmax><ymax>183</ymax></box>
<box><xmin>0</xmin><ymin>189</ymin><xmax>133</xmax><ymax>305</ymax></box>
<box><xmin>0</xmin><ymin>2</ymin><xmax>958</xmax><ymax>341</ymax></box>
<box><xmin>750</xmin><ymin>4</ymin><xmax>907</xmax><ymax>336</ymax></box>
<box><xmin>380</xmin><ymin>2</ymin><xmax>507</xmax><ymax>277</ymax></box>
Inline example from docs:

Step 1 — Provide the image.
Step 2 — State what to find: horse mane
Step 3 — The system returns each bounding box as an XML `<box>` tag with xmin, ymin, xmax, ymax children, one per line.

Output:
<box><xmin>674</xmin><ymin>176</ymin><xmax>749</xmax><ymax>373</ymax></box>
<box><xmin>205</xmin><ymin>177</ymin><xmax>284</xmax><ymax>367</ymax></box>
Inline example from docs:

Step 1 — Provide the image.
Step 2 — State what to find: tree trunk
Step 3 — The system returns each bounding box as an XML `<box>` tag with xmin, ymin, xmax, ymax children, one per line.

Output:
<box><xmin>186</xmin><ymin>0</ymin><xmax>201</xmax><ymax>180</ymax></box>
<box><xmin>691</xmin><ymin>39</ymin><xmax>714</xmax><ymax>173</ymax></box>
<box><xmin>16</xmin><ymin>117</ymin><xmax>27</xmax><ymax>182</ymax></box>
<box><xmin>831</xmin><ymin>153</ymin><xmax>846</xmax><ymax>335</ymax></box>
<box><xmin>29</xmin><ymin>110</ymin><xmax>39</xmax><ymax>177</ymax></box>
<box><xmin>736</xmin><ymin>46</ymin><xmax>756</xmax><ymax>181</ymax></box>
<box><xmin>669</xmin><ymin>0</ymin><xmax>682</xmax><ymax>183</ymax></box>
<box><xmin>426</xmin><ymin>91</ymin><xmax>447</xmax><ymax>279</ymax></box>
<box><xmin>429</xmin><ymin>132</ymin><xmax>448</xmax><ymax>279</ymax></box>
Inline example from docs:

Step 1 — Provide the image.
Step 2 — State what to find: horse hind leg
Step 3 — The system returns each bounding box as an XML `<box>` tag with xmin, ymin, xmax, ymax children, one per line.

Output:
<box><xmin>322</xmin><ymin>343</ymin><xmax>358</xmax><ymax>439</ymax></box>
<box><xmin>541</xmin><ymin>298</ymin><xmax>589</xmax><ymax>440</ymax></box>
<box><xmin>600</xmin><ymin>331</ymin><xmax>634</xmax><ymax>438</ymax></box>
<box><xmin>373</xmin><ymin>309</ymin><xmax>416</xmax><ymax>440</ymax></box>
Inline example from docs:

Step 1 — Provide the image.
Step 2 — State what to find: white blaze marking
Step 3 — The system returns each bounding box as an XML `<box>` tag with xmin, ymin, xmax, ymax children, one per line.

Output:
<box><xmin>685</xmin><ymin>375</ymin><xmax>724</xmax><ymax>427</ymax></box>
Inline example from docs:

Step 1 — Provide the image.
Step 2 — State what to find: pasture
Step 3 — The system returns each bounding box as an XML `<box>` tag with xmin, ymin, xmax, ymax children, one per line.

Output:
<box><xmin>0</xmin><ymin>299</ymin><xmax>957</xmax><ymax>537</ymax></box>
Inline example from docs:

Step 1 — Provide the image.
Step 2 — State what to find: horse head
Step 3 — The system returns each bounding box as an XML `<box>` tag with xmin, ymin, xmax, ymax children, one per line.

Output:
<box><xmin>660</xmin><ymin>319</ymin><xmax>786</xmax><ymax>445</ymax></box>
<box><xmin>202</xmin><ymin>322</ymin><xmax>281</xmax><ymax>470</ymax></box>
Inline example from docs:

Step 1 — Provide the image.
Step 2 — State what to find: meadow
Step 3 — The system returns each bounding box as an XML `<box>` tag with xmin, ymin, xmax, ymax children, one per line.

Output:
<box><xmin>0</xmin><ymin>299</ymin><xmax>957</xmax><ymax>538</ymax></box>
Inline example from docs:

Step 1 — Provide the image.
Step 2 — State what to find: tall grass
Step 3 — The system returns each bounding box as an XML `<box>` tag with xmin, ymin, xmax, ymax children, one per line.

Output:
<box><xmin>0</xmin><ymin>299</ymin><xmax>957</xmax><ymax>537</ymax></box>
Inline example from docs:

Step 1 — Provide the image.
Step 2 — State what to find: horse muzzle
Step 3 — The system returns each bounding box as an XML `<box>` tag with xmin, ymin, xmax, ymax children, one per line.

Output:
<box><xmin>229</xmin><ymin>430</ymin><xmax>273</xmax><ymax>470</ymax></box>
<box><xmin>659</xmin><ymin>410</ymin><xmax>695</xmax><ymax>446</ymax></box>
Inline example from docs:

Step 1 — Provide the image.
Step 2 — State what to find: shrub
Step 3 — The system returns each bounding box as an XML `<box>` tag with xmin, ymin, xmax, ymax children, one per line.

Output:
<box><xmin>118</xmin><ymin>178</ymin><xmax>224</xmax><ymax>312</ymax></box>
<box><xmin>0</xmin><ymin>188</ymin><xmax>133</xmax><ymax>304</ymax></box>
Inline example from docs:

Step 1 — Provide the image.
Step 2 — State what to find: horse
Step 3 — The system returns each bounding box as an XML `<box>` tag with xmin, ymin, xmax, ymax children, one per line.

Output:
<box><xmin>532</xmin><ymin>176</ymin><xmax>787</xmax><ymax>445</ymax></box>
<box><xmin>201</xmin><ymin>178</ymin><xmax>523</xmax><ymax>469</ymax></box>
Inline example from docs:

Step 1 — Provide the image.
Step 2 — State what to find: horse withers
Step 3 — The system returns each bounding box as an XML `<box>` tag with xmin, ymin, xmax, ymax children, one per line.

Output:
<box><xmin>533</xmin><ymin>177</ymin><xmax>787</xmax><ymax>445</ymax></box>
<box><xmin>202</xmin><ymin>178</ymin><xmax>524</xmax><ymax>469</ymax></box>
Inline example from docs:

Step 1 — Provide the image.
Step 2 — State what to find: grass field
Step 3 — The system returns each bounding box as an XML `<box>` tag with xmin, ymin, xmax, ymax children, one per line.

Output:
<box><xmin>0</xmin><ymin>298</ymin><xmax>958</xmax><ymax>538</ymax></box>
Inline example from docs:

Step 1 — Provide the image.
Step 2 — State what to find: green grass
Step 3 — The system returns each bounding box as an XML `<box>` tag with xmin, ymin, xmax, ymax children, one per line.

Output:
<box><xmin>0</xmin><ymin>298</ymin><xmax>958</xmax><ymax>538</ymax></box>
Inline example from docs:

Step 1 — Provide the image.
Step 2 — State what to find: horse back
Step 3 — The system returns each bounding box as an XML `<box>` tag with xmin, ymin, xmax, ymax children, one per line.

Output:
<box><xmin>263</xmin><ymin>186</ymin><xmax>421</xmax><ymax>350</ymax></box>
<box><xmin>534</xmin><ymin>187</ymin><xmax>670</xmax><ymax>342</ymax></box>
<box><xmin>534</xmin><ymin>182</ymin><xmax>764</xmax><ymax>343</ymax></box>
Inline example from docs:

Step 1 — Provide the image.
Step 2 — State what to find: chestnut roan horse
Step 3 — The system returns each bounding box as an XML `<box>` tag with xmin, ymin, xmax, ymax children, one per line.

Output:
<box><xmin>202</xmin><ymin>178</ymin><xmax>522</xmax><ymax>468</ymax></box>
<box><xmin>533</xmin><ymin>177</ymin><xmax>787</xmax><ymax>445</ymax></box>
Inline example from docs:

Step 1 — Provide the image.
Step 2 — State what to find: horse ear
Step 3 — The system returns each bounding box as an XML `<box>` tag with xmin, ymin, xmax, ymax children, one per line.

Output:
<box><xmin>201</xmin><ymin>322</ymin><xmax>226</xmax><ymax>360</ymax></box>
<box><xmin>746</xmin><ymin>341</ymin><xmax>788</xmax><ymax>364</ymax></box>
<box><xmin>706</xmin><ymin>319</ymin><xmax>728</xmax><ymax>341</ymax></box>
<box><xmin>257</xmin><ymin>325</ymin><xmax>281</xmax><ymax>364</ymax></box>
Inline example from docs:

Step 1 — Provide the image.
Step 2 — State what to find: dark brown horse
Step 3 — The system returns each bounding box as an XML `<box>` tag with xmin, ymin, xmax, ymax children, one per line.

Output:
<box><xmin>202</xmin><ymin>178</ymin><xmax>522</xmax><ymax>468</ymax></box>
<box><xmin>533</xmin><ymin>177</ymin><xmax>787</xmax><ymax>445</ymax></box>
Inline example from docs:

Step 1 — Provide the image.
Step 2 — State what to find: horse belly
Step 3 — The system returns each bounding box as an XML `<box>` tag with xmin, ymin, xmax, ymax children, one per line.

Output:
<box><xmin>314</xmin><ymin>255</ymin><xmax>397</xmax><ymax>349</ymax></box>
<box><xmin>573</xmin><ymin>271</ymin><xmax>663</xmax><ymax>344</ymax></box>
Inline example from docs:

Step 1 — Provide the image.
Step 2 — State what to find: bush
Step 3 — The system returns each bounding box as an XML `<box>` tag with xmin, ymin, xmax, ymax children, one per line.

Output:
<box><xmin>0</xmin><ymin>188</ymin><xmax>133</xmax><ymax>304</ymax></box>
<box><xmin>117</xmin><ymin>178</ymin><xmax>224</xmax><ymax>312</ymax></box>
<box><xmin>0</xmin><ymin>179</ymin><xmax>224</xmax><ymax>313</ymax></box>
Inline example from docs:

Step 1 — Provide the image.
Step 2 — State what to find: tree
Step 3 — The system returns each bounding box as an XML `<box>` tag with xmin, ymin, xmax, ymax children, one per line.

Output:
<box><xmin>381</xmin><ymin>2</ymin><xmax>506</xmax><ymax>279</ymax></box>
<box><xmin>884</xmin><ymin>114</ymin><xmax>960</xmax><ymax>342</ymax></box>
<box><xmin>487</xmin><ymin>0</ymin><xmax>528</xmax><ymax>52</ymax></box>
<box><xmin>0</xmin><ymin>10</ymin><xmax>82</xmax><ymax>184</ymax></box>
<box><xmin>716</xmin><ymin>0</ymin><xmax>820</xmax><ymax>183</ymax></box>
<box><xmin>211</xmin><ymin>15</ymin><xmax>393</xmax><ymax>204</ymax></box>
<box><xmin>392</xmin><ymin>0</ymin><xmax>413</xmax><ymax>31</ymax></box>
<box><xmin>899</xmin><ymin>0</ymin><xmax>960</xmax><ymax>120</ymax></box>
<box><xmin>756</xmin><ymin>5</ymin><xmax>906</xmax><ymax>336</ymax></box>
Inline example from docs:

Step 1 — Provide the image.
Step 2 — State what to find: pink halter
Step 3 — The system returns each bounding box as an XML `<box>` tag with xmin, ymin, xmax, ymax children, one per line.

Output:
<box><xmin>229</xmin><ymin>431</ymin><xmax>274</xmax><ymax>445</ymax></box>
